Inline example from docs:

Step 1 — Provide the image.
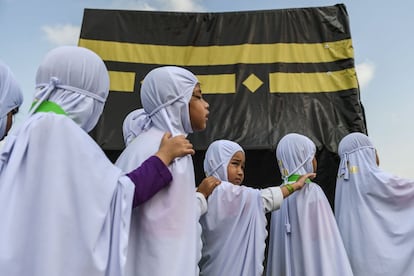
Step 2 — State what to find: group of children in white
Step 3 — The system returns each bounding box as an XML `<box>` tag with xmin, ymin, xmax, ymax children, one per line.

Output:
<box><xmin>0</xmin><ymin>45</ymin><xmax>413</xmax><ymax>276</ymax></box>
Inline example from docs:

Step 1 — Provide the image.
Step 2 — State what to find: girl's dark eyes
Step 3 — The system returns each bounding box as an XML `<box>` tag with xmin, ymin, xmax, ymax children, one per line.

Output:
<box><xmin>192</xmin><ymin>94</ymin><xmax>203</xmax><ymax>100</ymax></box>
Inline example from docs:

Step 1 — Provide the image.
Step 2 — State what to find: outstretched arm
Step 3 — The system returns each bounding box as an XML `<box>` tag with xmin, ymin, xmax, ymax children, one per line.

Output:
<box><xmin>280</xmin><ymin>172</ymin><xmax>316</xmax><ymax>198</ymax></box>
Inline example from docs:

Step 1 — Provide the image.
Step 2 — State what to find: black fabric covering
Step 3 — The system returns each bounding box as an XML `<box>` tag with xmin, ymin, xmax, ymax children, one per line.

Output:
<box><xmin>82</xmin><ymin>4</ymin><xmax>367</xmax><ymax>207</ymax></box>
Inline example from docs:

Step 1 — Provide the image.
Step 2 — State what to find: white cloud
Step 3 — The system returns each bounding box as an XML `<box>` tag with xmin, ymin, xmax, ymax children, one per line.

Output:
<box><xmin>110</xmin><ymin>0</ymin><xmax>205</xmax><ymax>11</ymax></box>
<box><xmin>158</xmin><ymin>0</ymin><xmax>205</xmax><ymax>11</ymax></box>
<box><xmin>42</xmin><ymin>24</ymin><xmax>80</xmax><ymax>46</ymax></box>
<box><xmin>356</xmin><ymin>61</ymin><xmax>375</xmax><ymax>90</ymax></box>
<box><xmin>110</xmin><ymin>0</ymin><xmax>156</xmax><ymax>10</ymax></box>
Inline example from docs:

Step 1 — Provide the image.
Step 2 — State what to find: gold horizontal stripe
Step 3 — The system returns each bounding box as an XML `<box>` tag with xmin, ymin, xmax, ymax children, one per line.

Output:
<box><xmin>108</xmin><ymin>70</ymin><xmax>358</xmax><ymax>94</ymax></box>
<box><xmin>197</xmin><ymin>74</ymin><xmax>236</xmax><ymax>94</ymax></box>
<box><xmin>269</xmin><ymin>68</ymin><xmax>358</xmax><ymax>93</ymax></box>
<box><xmin>108</xmin><ymin>71</ymin><xmax>135</xmax><ymax>92</ymax></box>
<box><xmin>107</xmin><ymin>72</ymin><xmax>235</xmax><ymax>93</ymax></box>
<box><xmin>79</xmin><ymin>38</ymin><xmax>353</xmax><ymax>65</ymax></box>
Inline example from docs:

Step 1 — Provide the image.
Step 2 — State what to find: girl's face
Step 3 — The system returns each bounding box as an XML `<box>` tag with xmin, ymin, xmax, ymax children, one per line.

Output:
<box><xmin>189</xmin><ymin>83</ymin><xmax>209</xmax><ymax>132</ymax></box>
<box><xmin>227</xmin><ymin>151</ymin><xmax>245</xmax><ymax>185</ymax></box>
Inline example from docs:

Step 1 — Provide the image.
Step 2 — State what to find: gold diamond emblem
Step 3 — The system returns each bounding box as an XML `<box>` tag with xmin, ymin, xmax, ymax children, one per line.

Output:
<box><xmin>242</xmin><ymin>74</ymin><xmax>263</xmax><ymax>93</ymax></box>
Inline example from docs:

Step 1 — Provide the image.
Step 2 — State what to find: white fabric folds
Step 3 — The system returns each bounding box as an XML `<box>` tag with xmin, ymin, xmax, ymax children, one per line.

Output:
<box><xmin>200</xmin><ymin>140</ymin><xmax>267</xmax><ymax>276</ymax></box>
<box><xmin>0</xmin><ymin>46</ymin><xmax>134</xmax><ymax>276</ymax></box>
<box><xmin>200</xmin><ymin>182</ymin><xmax>267</xmax><ymax>276</ymax></box>
<box><xmin>0</xmin><ymin>61</ymin><xmax>23</xmax><ymax>139</ymax></box>
<box><xmin>335</xmin><ymin>132</ymin><xmax>414</xmax><ymax>276</ymax></box>
<box><xmin>116</xmin><ymin>66</ymin><xmax>200</xmax><ymax>276</ymax></box>
<box><xmin>266</xmin><ymin>133</ymin><xmax>353</xmax><ymax>276</ymax></box>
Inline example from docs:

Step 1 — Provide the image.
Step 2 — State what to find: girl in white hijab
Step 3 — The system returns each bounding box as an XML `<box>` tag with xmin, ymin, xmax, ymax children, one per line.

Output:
<box><xmin>335</xmin><ymin>132</ymin><xmax>414</xmax><ymax>276</ymax></box>
<box><xmin>200</xmin><ymin>139</ymin><xmax>313</xmax><ymax>276</ymax></box>
<box><xmin>115</xmin><ymin>66</ymin><xmax>213</xmax><ymax>276</ymax></box>
<box><xmin>0</xmin><ymin>60</ymin><xmax>23</xmax><ymax>141</ymax></box>
<box><xmin>0</xmin><ymin>46</ymin><xmax>192</xmax><ymax>276</ymax></box>
<box><xmin>266</xmin><ymin>133</ymin><xmax>353</xmax><ymax>276</ymax></box>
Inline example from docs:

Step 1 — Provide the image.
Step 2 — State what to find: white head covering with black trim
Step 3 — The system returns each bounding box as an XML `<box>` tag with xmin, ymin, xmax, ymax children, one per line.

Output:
<box><xmin>267</xmin><ymin>133</ymin><xmax>353</xmax><ymax>276</ymax></box>
<box><xmin>335</xmin><ymin>132</ymin><xmax>414</xmax><ymax>276</ymax></box>
<box><xmin>0</xmin><ymin>46</ymin><xmax>134</xmax><ymax>276</ymax></box>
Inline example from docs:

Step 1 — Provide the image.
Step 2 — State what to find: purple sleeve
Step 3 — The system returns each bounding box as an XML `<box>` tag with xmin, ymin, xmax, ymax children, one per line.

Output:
<box><xmin>127</xmin><ymin>155</ymin><xmax>172</xmax><ymax>208</ymax></box>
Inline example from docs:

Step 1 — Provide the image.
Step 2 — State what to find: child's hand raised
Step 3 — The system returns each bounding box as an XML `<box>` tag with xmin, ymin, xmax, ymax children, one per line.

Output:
<box><xmin>197</xmin><ymin>176</ymin><xmax>221</xmax><ymax>199</ymax></box>
<box><xmin>155</xmin><ymin>132</ymin><xmax>195</xmax><ymax>165</ymax></box>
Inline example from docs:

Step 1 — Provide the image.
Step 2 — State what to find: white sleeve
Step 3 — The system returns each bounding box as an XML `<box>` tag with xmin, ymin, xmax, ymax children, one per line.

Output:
<box><xmin>261</xmin><ymin>187</ymin><xmax>284</xmax><ymax>213</ymax></box>
<box><xmin>196</xmin><ymin>192</ymin><xmax>208</xmax><ymax>218</ymax></box>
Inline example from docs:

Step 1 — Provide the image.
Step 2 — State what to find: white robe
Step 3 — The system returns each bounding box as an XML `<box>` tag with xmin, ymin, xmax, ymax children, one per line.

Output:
<box><xmin>267</xmin><ymin>133</ymin><xmax>353</xmax><ymax>276</ymax></box>
<box><xmin>116</xmin><ymin>127</ymin><xmax>200</xmax><ymax>276</ymax></box>
<box><xmin>199</xmin><ymin>181</ymin><xmax>267</xmax><ymax>276</ymax></box>
<box><xmin>0</xmin><ymin>113</ymin><xmax>134</xmax><ymax>276</ymax></box>
<box><xmin>266</xmin><ymin>181</ymin><xmax>354</xmax><ymax>276</ymax></box>
<box><xmin>336</xmin><ymin>133</ymin><xmax>414</xmax><ymax>276</ymax></box>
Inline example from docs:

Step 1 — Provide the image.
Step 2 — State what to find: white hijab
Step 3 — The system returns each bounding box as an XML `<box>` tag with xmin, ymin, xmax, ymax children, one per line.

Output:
<box><xmin>0</xmin><ymin>46</ymin><xmax>134</xmax><ymax>276</ymax></box>
<box><xmin>203</xmin><ymin>139</ymin><xmax>244</xmax><ymax>181</ymax></box>
<box><xmin>0</xmin><ymin>61</ymin><xmax>23</xmax><ymax>139</ymax></box>
<box><xmin>199</xmin><ymin>140</ymin><xmax>267</xmax><ymax>276</ymax></box>
<box><xmin>116</xmin><ymin>66</ymin><xmax>201</xmax><ymax>276</ymax></box>
<box><xmin>335</xmin><ymin>132</ymin><xmax>414</xmax><ymax>276</ymax></box>
<box><xmin>267</xmin><ymin>133</ymin><xmax>353</xmax><ymax>276</ymax></box>
<box><xmin>122</xmin><ymin>66</ymin><xmax>194</xmax><ymax>140</ymax></box>
<box><xmin>32</xmin><ymin>46</ymin><xmax>108</xmax><ymax>132</ymax></box>
<box><xmin>122</xmin><ymin>109</ymin><xmax>146</xmax><ymax>146</ymax></box>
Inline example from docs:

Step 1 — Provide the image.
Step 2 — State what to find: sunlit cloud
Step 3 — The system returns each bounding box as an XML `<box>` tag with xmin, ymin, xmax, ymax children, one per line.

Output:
<box><xmin>110</xmin><ymin>0</ymin><xmax>205</xmax><ymax>11</ymax></box>
<box><xmin>110</xmin><ymin>0</ymin><xmax>156</xmax><ymax>10</ymax></box>
<box><xmin>158</xmin><ymin>0</ymin><xmax>205</xmax><ymax>11</ymax></box>
<box><xmin>356</xmin><ymin>61</ymin><xmax>375</xmax><ymax>90</ymax></box>
<box><xmin>42</xmin><ymin>24</ymin><xmax>80</xmax><ymax>46</ymax></box>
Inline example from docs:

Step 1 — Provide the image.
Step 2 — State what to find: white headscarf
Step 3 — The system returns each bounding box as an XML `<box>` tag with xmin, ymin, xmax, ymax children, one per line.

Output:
<box><xmin>33</xmin><ymin>45</ymin><xmax>108</xmax><ymax>132</ymax></box>
<box><xmin>0</xmin><ymin>46</ymin><xmax>134</xmax><ymax>276</ymax></box>
<box><xmin>203</xmin><ymin>139</ymin><xmax>244</xmax><ymax>181</ymax></box>
<box><xmin>0</xmin><ymin>61</ymin><xmax>23</xmax><ymax>139</ymax></box>
<box><xmin>267</xmin><ymin>133</ymin><xmax>353</xmax><ymax>276</ymax></box>
<box><xmin>122</xmin><ymin>109</ymin><xmax>146</xmax><ymax>146</ymax></box>
<box><xmin>123</xmin><ymin>66</ymin><xmax>196</xmax><ymax>138</ymax></box>
<box><xmin>275</xmin><ymin>133</ymin><xmax>316</xmax><ymax>183</ymax></box>
<box><xmin>115</xmin><ymin>66</ymin><xmax>201</xmax><ymax>276</ymax></box>
<box><xmin>335</xmin><ymin>132</ymin><xmax>414</xmax><ymax>276</ymax></box>
<box><xmin>200</xmin><ymin>140</ymin><xmax>267</xmax><ymax>276</ymax></box>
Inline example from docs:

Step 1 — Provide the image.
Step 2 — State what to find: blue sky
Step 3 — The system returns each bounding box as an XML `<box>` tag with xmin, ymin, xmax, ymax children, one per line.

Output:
<box><xmin>1</xmin><ymin>0</ymin><xmax>413</xmax><ymax>178</ymax></box>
